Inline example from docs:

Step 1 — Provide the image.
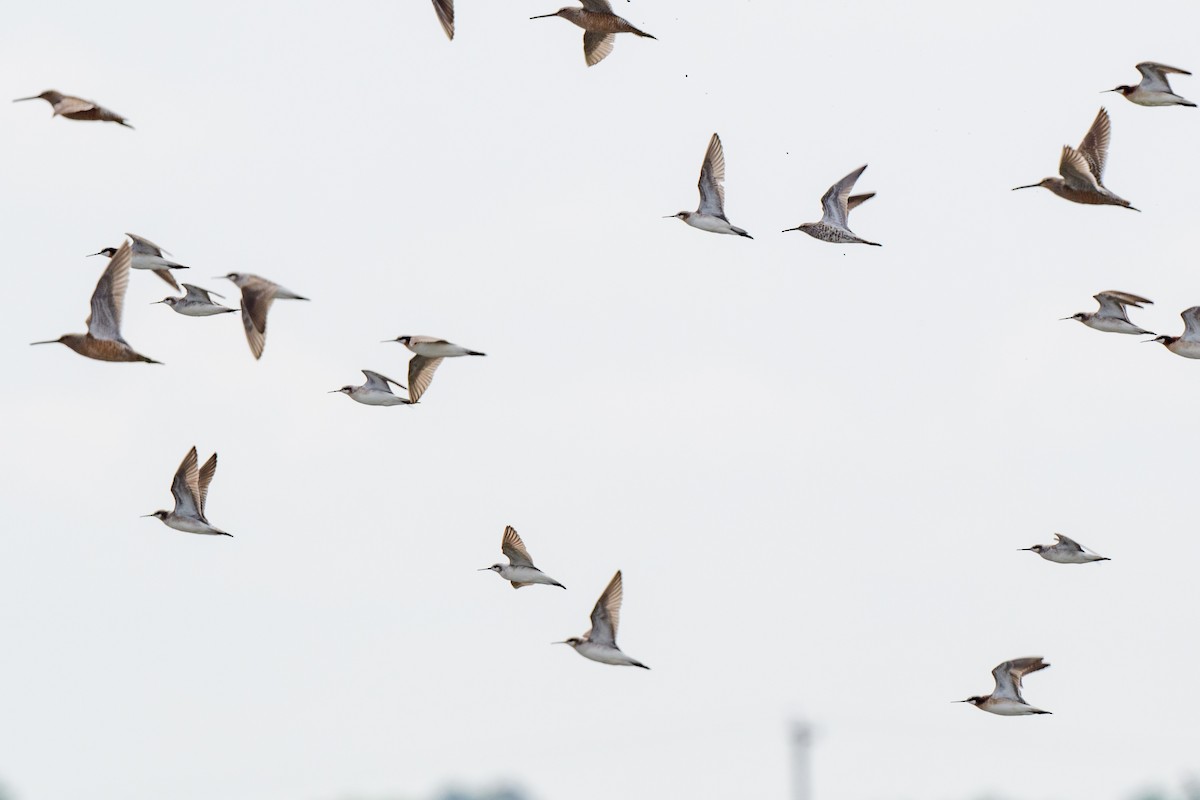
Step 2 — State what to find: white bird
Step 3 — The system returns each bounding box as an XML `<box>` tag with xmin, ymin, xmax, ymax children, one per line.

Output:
<box><xmin>668</xmin><ymin>133</ymin><xmax>752</xmax><ymax>238</ymax></box>
<box><xmin>90</xmin><ymin>233</ymin><xmax>189</xmax><ymax>291</ymax></box>
<box><xmin>1022</xmin><ymin>534</ymin><xmax>1109</xmax><ymax>564</ymax></box>
<box><xmin>331</xmin><ymin>370</ymin><xmax>412</xmax><ymax>406</ymax></box>
<box><xmin>782</xmin><ymin>165</ymin><xmax>881</xmax><ymax>246</ymax></box>
<box><xmin>153</xmin><ymin>284</ymin><xmax>236</xmax><ymax>317</ymax></box>
<box><xmin>143</xmin><ymin>446</ymin><xmax>231</xmax><ymax>537</ymax></box>
<box><xmin>219</xmin><ymin>273</ymin><xmax>309</xmax><ymax>359</ymax></box>
<box><xmin>480</xmin><ymin>526</ymin><xmax>566</xmax><ymax>589</ymax></box>
<box><xmin>555</xmin><ymin>571</ymin><xmax>649</xmax><ymax>669</ymax></box>
<box><xmin>1149</xmin><ymin>306</ymin><xmax>1200</xmax><ymax>358</ymax></box>
<box><xmin>384</xmin><ymin>335</ymin><xmax>486</xmax><ymax>403</ymax></box>
<box><xmin>1107</xmin><ymin>62</ymin><xmax>1195</xmax><ymax>107</ymax></box>
<box><xmin>1063</xmin><ymin>291</ymin><xmax>1154</xmax><ymax>335</ymax></box>
<box><xmin>957</xmin><ymin>657</ymin><xmax>1051</xmax><ymax>715</ymax></box>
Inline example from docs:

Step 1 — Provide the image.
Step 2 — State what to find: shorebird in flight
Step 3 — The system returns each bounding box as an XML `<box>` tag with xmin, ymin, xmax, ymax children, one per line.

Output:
<box><xmin>154</xmin><ymin>284</ymin><xmax>236</xmax><ymax>317</ymax></box>
<box><xmin>144</xmin><ymin>447</ymin><xmax>230</xmax><ymax>536</ymax></box>
<box><xmin>331</xmin><ymin>370</ymin><xmax>412</xmax><ymax>406</ymax></box>
<box><xmin>219</xmin><ymin>273</ymin><xmax>309</xmax><ymax>359</ymax></box>
<box><xmin>384</xmin><ymin>336</ymin><xmax>485</xmax><ymax>403</ymax></box>
<box><xmin>531</xmin><ymin>0</ymin><xmax>655</xmax><ymax>67</ymax></box>
<box><xmin>432</xmin><ymin>0</ymin><xmax>454</xmax><ymax>38</ymax></box>
<box><xmin>480</xmin><ymin>526</ymin><xmax>566</xmax><ymax>589</ymax></box>
<box><xmin>1148</xmin><ymin>306</ymin><xmax>1200</xmax><ymax>358</ymax></box>
<box><xmin>782</xmin><ymin>165</ymin><xmax>881</xmax><ymax>246</ymax></box>
<box><xmin>1014</xmin><ymin>108</ymin><xmax>1138</xmax><ymax>211</ymax></box>
<box><xmin>31</xmin><ymin>241</ymin><xmax>160</xmax><ymax>364</ymax></box>
<box><xmin>1022</xmin><ymin>534</ymin><xmax>1109</xmax><ymax>564</ymax></box>
<box><xmin>91</xmin><ymin>233</ymin><xmax>189</xmax><ymax>291</ymax></box>
<box><xmin>14</xmin><ymin>90</ymin><xmax>133</xmax><ymax>128</ymax></box>
<box><xmin>556</xmin><ymin>571</ymin><xmax>648</xmax><ymax>668</ymax></box>
<box><xmin>1063</xmin><ymin>291</ymin><xmax>1154</xmax><ymax>335</ymax></box>
<box><xmin>1107</xmin><ymin>62</ymin><xmax>1195</xmax><ymax>107</ymax></box>
<box><xmin>669</xmin><ymin>133</ymin><xmax>752</xmax><ymax>238</ymax></box>
<box><xmin>958</xmin><ymin>657</ymin><xmax>1051</xmax><ymax>715</ymax></box>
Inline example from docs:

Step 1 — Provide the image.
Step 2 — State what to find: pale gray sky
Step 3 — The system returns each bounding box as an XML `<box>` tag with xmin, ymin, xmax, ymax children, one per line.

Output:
<box><xmin>2</xmin><ymin>1</ymin><xmax>1199</xmax><ymax>799</ymax></box>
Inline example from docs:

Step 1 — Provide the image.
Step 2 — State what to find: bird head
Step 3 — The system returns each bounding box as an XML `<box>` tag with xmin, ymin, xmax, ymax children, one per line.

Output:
<box><xmin>1147</xmin><ymin>335</ymin><xmax>1177</xmax><ymax>346</ymax></box>
<box><xmin>1104</xmin><ymin>85</ymin><xmax>1134</xmax><ymax>96</ymax></box>
<box><xmin>1021</xmin><ymin>544</ymin><xmax>1045</xmax><ymax>554</ymax></box>
<box><xmin>553</xmin><ymin>637</ymin><xmax>583</xmax><ymax>647</ymax></box>
<box><xmin>478</xmin><ymin>564</ymin><xmax>503</xmax><ymax>573</ymax></box>
<box><xmin>956</xmin><ymin>696</ymin><xmax>985</xmax><ymax>706</ymax></box>
<box><xmin>388</xmin><ymin>336</ymin><xmax>413</xmax><ymax>345</ymax></box>
<box><xmin>666</xmin><ymin>211</ymin><xmax>691</xmax><ymax>221</ymax></box>
<box><xmin>153</xmin><ymin>297</ymin><xmax>178</xmax><ymax>307</ymax></box>
<box><xmin>330</xmin><ymin>386</ymin><xmax>354</xmax><ymax>395</ymax></box>
<box><xmin>142</xmin><ymin>510</ymin><xmax>169</xmax><ymax>521</ymax></box>
<box><xmin>14</xmin><ymin>90</ymin><xmax>60</xmax><ymax>103</ymax></box>
<box><xmin>219</xmin><ymin>272</ymin><xmax>246</xmax><ymax>286</ymax></box>
<box><xmin>1061</xmin><ymin>312</ymin><xmax>1086</xmax><ymax>322</ymax></box>
<box><xmin>88</xmin><ymin>247</ymin><xmax>118</xmax><ymax>258</ymax></box>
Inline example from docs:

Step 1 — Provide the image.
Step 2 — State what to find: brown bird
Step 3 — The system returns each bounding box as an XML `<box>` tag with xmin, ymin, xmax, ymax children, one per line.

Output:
<box><xmin>219</xmin><ymin>273</ymin><xmax>309</xmax><ymax>360</ymax></box>
<box><xmin>531</xmin><ymin>0</ymin><xmax>655</xmax><ymax>67</ymax></box>
<box><xmin>31</xmin><ymin>241</ymin><xmax>161</xmax><ymax>363</ymax></box>
<box><xmin>432</xmin><ymin>0</ymin><xmax>454</xmax><ymax>39</ymax></box>
<box><xmin>1013</xmin><ymin>108</ymin><xmax>1137</xmax><ymax>211</ymax></box>
<box><xmin>14</xmin><ymin>90</ymin><xmax>133</xmax><ymax>128</ymax></box>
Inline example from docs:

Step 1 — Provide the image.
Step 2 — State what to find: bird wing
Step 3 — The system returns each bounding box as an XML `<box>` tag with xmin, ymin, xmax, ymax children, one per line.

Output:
<box><xmin>54</xmin><ymin>96</ymin><xmax>98</xmax><ymax>116</ymax></box>
<box><xmin>170</xmin><ymin>446</ymin><xmax>202</xmax><ymax>519</ymax></box>
<box><xmin>1136</xmin><ymin>62</ymin><xmax>1190</xmax><ymax>92</ymax></box>
<box><xmin>239</xmin><ymin>280</ymin><xmax>279</xmax><ymax>360</ymax></box>
<box><xmin>1058</xmin><ymin>146</ymin><xmax>1101</xmax><ymax>192</ymax></box>
<box><xmin>820</xmin><ymin>165</ymin><xmax>868</xmax><ymax>229</ymax></box>
<box><xmin>125</xmin><ymin>232</ymin><xmax>168</xmax><ymax>256</ymax></box>
<box><xmin>153</xmin><ymin>269</ymin><xmax>181</xmax><ymax>291</ymax></box>
<box><xmin>697</xmin><ymin>133</ymin><xmax>727</xmax><ymax>218</ymax></box>
<box><xmin>580</xmin><ymin>0</ymin><xmax>615</xmax><ymax>11</ymax></box>
<box><xmin>85</xmin><ymin>240</ymin><xmax>132</xmax><ymax>342</ymax></box>
<box><xmin>583</xmin><ymin>31</ymin><xmax>616</xmax><ymax>67</ymax></box>
<box><xmin>431</xmin><ymin>0</ymin><xmax>454</xmax><ymax>39</ymax></box>
<box><xmin>1094</xmin><ymin>291</ymin><xmax>1150</xmax><ymax>316</ymax></box>
<box><xmin>197</xmin><ymin>453</ymin><xmax>217</xmax><ymax>517</ymax></box>
<box><xmin>585</xmin><ymin>571</ymin><xmax>623</xmax><ymax>647</ymax></box>
<box><xmin>407</xmin><ymin>355</ymin><xmax>444</xmax><ymax>403</ymax></box>
<box><xmin>1078</xmin><ymin>108</ymin><xmax>1111</xmax><ymax>184</ymax></box>
<box><xmin>991</xmin><ymin>657</ymin><xmax>1049</xmax><ymax>702</ymax></box>
<box><xmin>361</xmin><ymin>370</ymin><xmax>405</xmax><ymax>392</ymax></box>
<box><xmin>501</xmin><ymin>525</ymin><xmax>535</xmax><ymax>567</ymax></box>
<box><xmin>1181</xmin><ymin>307</ymin><xmax>1200</xmax><ymax>341</ymax></box>
<box><xmin>1052</xmin><ymin>533</ymin><xmax>1085</xmax><ymax>552</ymax></box>
<box><xmin>846</xmin><ymin>192</ymin><xmax>875</xmax><ymax>215</ymax></box>
<box><xmin>182</xmin><ymin>283</ymin><xmax>223</xmax><ymax>302</ymax></box>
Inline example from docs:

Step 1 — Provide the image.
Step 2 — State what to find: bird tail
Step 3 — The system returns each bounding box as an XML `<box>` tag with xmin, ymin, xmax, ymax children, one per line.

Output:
<box><xmin>467</xmin><ymin>350</ymin><xmax>486</xmax><ymax>356</ymax></box>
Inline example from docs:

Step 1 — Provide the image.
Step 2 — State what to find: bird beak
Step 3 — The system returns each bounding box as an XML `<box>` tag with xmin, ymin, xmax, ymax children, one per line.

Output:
<box><xmin>530</xmin><ymin>12</ymin><xmax>558</xmax><ymax>19</ymax></box>
<box><xmin>662</xmin><ymin>215</ymin><xmax>676</xmax><ymax>219</ymax></box>
<box><xmin>781</xmin><ymin>226</ymin><xmax>801</xmax><ymax>233</ymax></box>
<box><xmin>381</xmin><ymin>339</ymin><xmax>396</xmax><ymax>343</ymax></box>
<box><xmin>952</xmin><ymin>699</ymin><xmax>970</xmax><ymax>703</ymax></box>
<box><xmin>1019</xmin><ymin>547</ymin><xmax>1036</xmax><ymax>551</ymax></box>
<box><xmin>140</xmin><ymin>514</ymin><xmax>156</xmax><ymax>518</ymax></box>
<box><xmin>29</xmin><ymin>340</ymin><xmax>57</xmax><ymax>345</ymax></box>
<box><xmin>477</xmin><ymin>567</ymin><xmax>491</xmax><ymax>571</ymax></box>
<box><xmin>551</xmin><ymin>640</ymin><xmax>570</xmax><ymax>645</ymax></box>
<box><xmin>150</xmin><ymin>300</ymin><xmax>167</xmax><ymax>305</ymax></box>
<box><xmin>1102</xmin><ymin>88</ymin><xmax>1119</xmax><ymax>94</ymax></box>
<box><xmin>328</xmin><ymin>390</ymin><xmax>341</xmax><ymax>393</ymax></box>
<box><xmin>86</xmin><ymin>250</ymin><xmax>106</xmax><ymax>257</ymax></box>
<box><xmin>13</xmin><ymin>96</ymin><xmax>40</xmax><ymax>103</ymax></box>
<box><xmin>1059</xmin><ymin>317</ymin><xmax>1073</xmax><ymax>321</ymax></box>
<box><xmin>1012</xmin><ymin>184</ymin><xmax>1040</xmax><ymax>191</ymax></box>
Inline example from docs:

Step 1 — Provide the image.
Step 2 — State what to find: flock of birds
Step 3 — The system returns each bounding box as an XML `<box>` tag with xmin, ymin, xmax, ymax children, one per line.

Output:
<box><xmin>12</xmin><ymin>2</ymin><xmax>1200</xmax><ymax>689</ymax></box>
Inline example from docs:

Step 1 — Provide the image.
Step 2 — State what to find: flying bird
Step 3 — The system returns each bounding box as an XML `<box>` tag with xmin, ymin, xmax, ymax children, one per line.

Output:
<box><xmin>1148</xmin><ymin>306</ymin><xmax>1200</xmax><ymax>358</ymax></box>
<box><xmin>1063</xmin><ymin>291</ymin><xmax>1154</xmax><ymax>335</ymax></box>
<box><xmin>432</xmin><ymin>0</ymin><xmax>454</xmax><ymax>38</ymax></box>
<box><xmin>668</xmin><ymin>133</ymin><xmax>752</xmax><ymax>238</ymax></box>
<box><xmin>555</xmin><ymin>571</ymin><xmax>648</xmax><ymax>668</ymax></box>
<box><xmin>479</xmin><ymin>526</ymin><xmax>566</xmax><ymax>589</ymax></box>
<box><xmin>330</xmin><ymin>370</ymin><xmax>412</xmax><ymax>406</ymax></box>
<box><xmin>143</xmin><ymin>447</ymin><xmax>230</xmax><ymax>536</ymax></box>
<box><xmin>1107</xmin><ymin>62</ymin><xmax>1195</xmax><ymax>107</ymax></box>
<box><xmin>14</xmin><ymin>90</ymin><xmax>133</xmax><ymax>128</ymax></box>
<box><xmin>531</xmin><ymin>0</ymin><xmax>655</xmax><ymax>67</ymax></box>
<box><xmin>91</xmin><ymin>233</ymin><xmax>189</xmax><ymax>291</ymax></box>
<box><xmin>782</xmin><ymin>165</ymin><xmax>881</xmax><ymax>246</ymax></box>
<box><xmin>384</xmin><ymin>336</ymin><xmax>485</xmax><ymax>403</ymax></box>
<box><xmin>153</xmin><ymin>284</ymin><xmax>236</xmax><ymax>317</ymax></box>
<box><xmin>219</xmin><ymin>273</ymin><xmax>309</xmax><ymax>360</ymax></box>
<box><xmin>1013</xmin><ymin>108</ymin><xmax>1138</xmax><ymax>211</ymax></box>
<box><xmin>957</xmin><ymin>657</ymin><xmax>1051</xmax><ymax>715</ymax></box>
<box><xmin>31</xmin><ymin>240</ymin><xmax>160</xmax><ymax>364</ymax></box>
<box><xmin>1022</xmin><ymin>534</ymin><xmax>1109</xmax><ymax>564</ymax></box>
